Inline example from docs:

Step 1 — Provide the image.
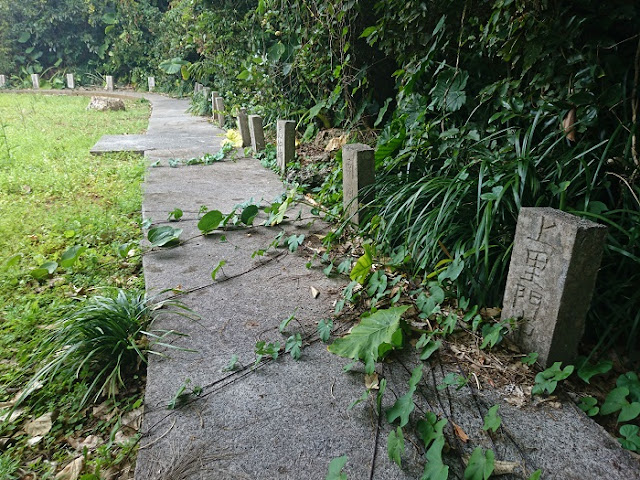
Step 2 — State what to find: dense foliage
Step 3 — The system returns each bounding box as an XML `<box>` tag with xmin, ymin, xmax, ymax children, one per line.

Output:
<box><xmin>1</xmin><ymin>0</ymin><xmax>638</xmax><ymax>351</ymax></box>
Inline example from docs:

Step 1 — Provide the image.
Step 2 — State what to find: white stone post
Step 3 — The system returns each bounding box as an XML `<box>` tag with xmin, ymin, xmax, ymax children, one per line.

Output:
<box><xmin>237</xmin><ymin>108</ymin><xmax>251</xmax><ymax>148</ymax></box>
<box><xmin>148</xmin><ymin>77</ymin><xmax>155</xmax><ymax>92</ymax></box>
<box><xmin>31</xmin><ymin>74</ymin><xmax>40</xmax><ymax>89</ymax></box>
<box><xmin>66</xmin><ymin>74</ymin><xmax>75</xmax><ymax>89</ymax></box>
<box><xmin>105</xmin><ymin>76</ymin><xmax>114</xmax><ymax>91</ymax></box>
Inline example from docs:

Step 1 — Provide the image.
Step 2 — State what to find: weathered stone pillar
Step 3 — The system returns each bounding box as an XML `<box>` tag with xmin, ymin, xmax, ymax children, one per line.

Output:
<box><xmin>194</xmin><ymin>82</ymin><xmax>202</xmax><ymax>93</ymax></box>
<box><xmin>0</xmin><ymin>75</ymin><xmax>6</xmax><ymax>88</ymax></box>
<box><xmin>31</xmin><ymin>74</ymin><xmax>40</xmax><ymax>89</ymax></box>
<box><xmin>277</xmin><ymin>120</ymin><xmax>295</xmax><ymax>174</ymax></box>
<box><xmin>342</xmin><ymin>144</ymin><xmax>375</xmax><ymax>226</ymax></box>
<box><xmin>237</xmin><ymin>108</ymin><xmax>251</xmax><ymax>148</ymax></box>
<box><xmin>66</xmin><ymin>74</ymin><xmax>75</xmax><ymax>89</ymax></box>
<box><xmin>148</xmin><ymin>77</ymin><xmax>155</xmax><ymax>92</ymax></box>
<box><xmin>501</xmin><ymin>207</ymin><xmax>607</xmax><ymax>367</ymax></box>
<box><xmin>202</xmin><ymin>87</ymin><xmax>210</xmax><ymax>102</ymax></box>
<box><xmin>248</xmin><ymin>115</ymin><xmax>265</xmax><ymax>153</ymax></box>
<box><xmin>214</xmin><ymin>97</ymin><xmax>225</xmax><ymax>128</ymax></box>
<box><xmin>105</xmin><ymin>76</ymin><xmax>114</xmax><ymax>92</ymax></box>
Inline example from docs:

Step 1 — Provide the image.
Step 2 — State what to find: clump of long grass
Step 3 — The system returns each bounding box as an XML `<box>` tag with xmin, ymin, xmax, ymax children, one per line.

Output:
<box><xmin>18</xmin><ymin>289</ymin><xmax>195</xmax><ymax>408</ymax></box>
<box><xmin>368</xmin><ymin>111</ymin><xmax>640</xmax><ymax>354</ymax></box>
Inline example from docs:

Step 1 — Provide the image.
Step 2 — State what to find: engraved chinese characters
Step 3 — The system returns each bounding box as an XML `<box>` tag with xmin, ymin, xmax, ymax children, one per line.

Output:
<box><xmin>501</xmin><ymin>208</ymin><xmax>607</xmax><ymax>366</ymax></box>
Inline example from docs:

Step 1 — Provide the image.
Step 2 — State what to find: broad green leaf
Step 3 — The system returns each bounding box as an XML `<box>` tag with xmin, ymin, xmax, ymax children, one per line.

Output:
<box><xmin>328</xmin><ymin>306</ymin><xmax>408</xmax><ymax>374</ymax></box>
<box><xmin>236</xmin><ymin>69</ymin><xmax>251</xmax><ymax>80</ymax></box>
<box><xmin>528</xmin><ymin>470</ymin><xmax>542</xmax><ymax>480</ymax></box>
<box><xmin>521</xmin><ymin>352</ymin><xmax>538</xmax><ymax>365</ymax></box>
<box><xmin>211</xmin><ymin>260</ymin><xmax>227</xmax><ymax>281</ymax></box>
<box><xmin>60</xmin><ymin>245</ymin><xmax>87</xmax><ymax>268</ymax></box>
<box><xmin>279</xmin><ymin>312</ymin><xmax>296</xmax><ymax>333</ymax></box>
<box><xmin>287</xmin><ymin>234</ymin><xmax>305</xmax><ymax>252</ymax></box>
<box><xmin>350</xmin><ymin>245</ymin><xmax>374</xmax><ymax>284</ymax></box>
<box><xmin>148</xmin><ymin>226</ymin><xmax>182</xmax><ymax>247</ymax></box>
<box><xmin>386</xmin><ymin>365</ymin><xmax>422</xmax><ymax>427</ymax></box>
<box><xmin>222</xmin><ymin>354</ymin><xmax>239</xmax><ymax>372</ymax></box>
<box><xmin>418</xmin><ymin>338</ymin><xmax>442</xmax><ymax>361</ymax></box>
<box><xmin>360</xmin><ymin>26</ymin><xmax>377</xmax><ymax>39</ymax></box>
<box><xmin>421</xmin><ymin>436</ymin><xmax>449</xmax><ymax>480</ymax></box>
<box><xmin>240</xmin><ymin>205</ymin><xmax>259</xmax><ymax>225</ymax></box>
<box><xmin>600</xmin><ymin>387</ymin><xmax>629</xmax><ymax>416</ymax></box>
<box><xmin>617</xmin><ymin>372</ymin><xmax>640</xmax><ymax>402</ymax></box>
<box><xmin>18</xmin><ymin>32</ymin><xmax>31</xmax><ymax>43</ymax></box>
<box><xmin>168</xmin><ymin>208</ymin><xmax>183</xmax><ymax>221</ymax></box>
<box><xmin>318</xmin><ymin>318</ymin><xmax>333</xmax><ymax>343</ymax></box>
<box><xmin>619</xmin><ymin>402</ymin><xmax>640</xmax><ymax>422</ymax></box>
<box><xmin>285</xmin><ymin>333</ymin><xmax>302</xmax><ymax>360</ymax></box>
<box><xmin>387</xmin><ymin>427</ymin><xmax>404</xmax><ymax>467</ymax></box>
<box><xmin>577</xmin><ymin>396</ymin><xmax>599</xmax><ymax>416</ymax></box>
<box><xmin>325</xmin><ymin>455</ymin><xmax>348</xmax><ymax>480</ymax></box>
<box><xmin>416</xmin><ymin>412</ymin><xmax>447</xmax><ymax>448</ymax></box>
<box><xmin>482</xmin><ymin>405</ymin><xmax>501</xmax><ymax>432</ymax></box>
<box><xmin>577</xmin><ymin>359</ymin><xmax>612</xmax><ymax>384</ymax></box>
<box><xmin>464</xmin><ymin>447</ymin><xmax>494</xmax><ymax>480</ymax></box>
<box><xmin>31</xmin><ymin>261</ymin><xmax>58</xmax><ymax>280</ymax></box>
<box><xmin>197</xmin><ymin>210</ymin><xmax>223</xmax><ymax>234</ymax></box>
<box><xmin>2</xmin><ymin>253</ymin><xmax>22</xmax><ymax>270</ymax></box>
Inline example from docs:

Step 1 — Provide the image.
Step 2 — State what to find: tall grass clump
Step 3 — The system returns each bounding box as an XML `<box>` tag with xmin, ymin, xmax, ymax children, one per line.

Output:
<box><xmin>368</xmin><ymin>104</ymin><xmax>639</xmax><ymax>354</ymax></box>
<box><xmin>19</xmin><ymin>290</ymin><xmax>195</xmax><ymax>408</ymax></box>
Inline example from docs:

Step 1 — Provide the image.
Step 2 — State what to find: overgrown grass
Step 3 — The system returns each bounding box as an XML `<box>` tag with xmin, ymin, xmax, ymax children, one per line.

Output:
<box><xmin>0</xmin><ymin>93</ymin><xmax>149</xmax><ymax>477</ymax></box>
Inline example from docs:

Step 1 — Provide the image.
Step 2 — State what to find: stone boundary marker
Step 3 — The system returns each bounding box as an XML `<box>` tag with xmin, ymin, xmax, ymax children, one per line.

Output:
<box><xmin>248</xmin><ymin>114</ymin><xmax>265</xmax><ymax>153</ymax></box>
<box><xmin>105</xmin><ymin>75</ymin><xmax>114</xmax><ymax>92</ymax></box>
<box><xmin>31</xmin><ymin>74</ymin><xmax>40</xmax><ymax>89</ymax></box>
<box><xmin>214</xmin><ymin>97</ymin><xmax>225</xmax><ymax>127</ymax></box>
<box><xmin>0</xmin><ymin>75</ymin><xmax>6</xmax><ymax>87</ymax></box>
<box><xmin>237</xmin><ymin>108</ymin><xmax>251</xmax><ymax>147</ymax></box>
<box><xmin>502</xmin><ymin>207</ymin><xmax>607</xmax><ymax>367</ymax></box>
<box><xmin>66</xmin><ymin>73</ymin><xmax>75</xmax><ymax>89</ymax></box>
<box><xmin>277</xmin><ymin>120</ymin><xmax>295</xmax><ymax>173</ymax></box>
<box><xmin>194</xmin><ymin>82</ymin><xmax>202</xmax><ymax>93</ymax></box>
<box><xmin>202</xmin><ymin>87</ymin><xmax>210</xmax><ymax>102</ymax></box>
<box><xmin>342</xmin><ymin>143</ymin><xmax>375</xmax><ymax>225</ymax></box>
<box><xmin>148</xmin><ymin>76</ymin><xmax>155</xmax><ymax>92</ymax></box>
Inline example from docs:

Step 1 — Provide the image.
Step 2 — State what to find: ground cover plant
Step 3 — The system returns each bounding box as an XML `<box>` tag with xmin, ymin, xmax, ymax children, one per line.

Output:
<box><xmin>0</xmin><ymin>93</ymin><xmax>150</xmax><ymax>478</ymax></box>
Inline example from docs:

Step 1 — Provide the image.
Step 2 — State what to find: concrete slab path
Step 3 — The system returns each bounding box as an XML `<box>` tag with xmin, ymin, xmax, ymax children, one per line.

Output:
<box><xmin>25</xmin><ymin>89</ymin><xmax>634</xmax><ymax>479</ymax></box>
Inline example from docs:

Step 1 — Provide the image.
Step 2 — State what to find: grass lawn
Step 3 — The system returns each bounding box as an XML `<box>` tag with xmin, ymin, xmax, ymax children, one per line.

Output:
<box><xmin>0</xmin><ymin>93</ymin><xmax>149</xmax><ymax>479</ymax></box>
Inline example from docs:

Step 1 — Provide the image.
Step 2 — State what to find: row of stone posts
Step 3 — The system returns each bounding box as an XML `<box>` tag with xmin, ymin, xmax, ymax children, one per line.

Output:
<box><xmin>0</xmin><ymin>73</ymin><xmax>157</xmax><ymax>92</ymax></box>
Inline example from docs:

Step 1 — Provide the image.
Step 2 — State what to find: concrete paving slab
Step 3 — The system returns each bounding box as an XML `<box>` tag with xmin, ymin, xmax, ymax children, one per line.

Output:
<box><xmin>126</xmin><ymin>93</ymin><xmax>639</xmax><ymax>479</ymax></box>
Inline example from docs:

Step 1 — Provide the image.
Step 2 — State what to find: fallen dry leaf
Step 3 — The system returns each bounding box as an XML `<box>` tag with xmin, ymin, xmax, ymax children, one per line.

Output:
<box><xmin>92</xmin><ymin>402</ymin><xmax>115</xmax><ymax>422</ymax></box>
<box><xmin>324</xmin><ymin>135</ymin><xmax>348</xmax><ymax>152</ymax></box>
<box><xmin>121</xmin><ymin>407</ymin><xmax>143</xmax><ymax>431</ymax></box>
<box><xmin>68</xmin><ymin>434</ymin><xmax>101</xmax><ymax>451</ymax></box>
<box><xmin>0</xmin><ymin>407</ymin><xmax>24</xmax><ymax>423</ymax></box>
<box><xmin>27</xmin><ymin>435</ymin><xmax>43</xmax><ymax>447</ymax></box>
<box><xmin>364</xmin><ymin>373</ymin><xmax>379</xmax><ymax>390</ymax></box>
<box><xmin>451</xmin><ymin>421</ymin><xmax>469</xmax><ymax>443</ymax></box>
<box><xmin>25</xmin><ymin>412</ymin><xmax>53</xmax><ymax>437</ymax></box>
<box><xmin>493</xmin><ymin>459</ymin><xmax>522</xmax><ymax>475</ymax></box>
<box><xmin>55</xmin><ymin>456</ymin><xmax>84</xmax><ymax>480</ymax></box>
<box><xmin>310</xmin><ymin>286</ymin><xmax>320</xmax><ymax>299</ymax></box>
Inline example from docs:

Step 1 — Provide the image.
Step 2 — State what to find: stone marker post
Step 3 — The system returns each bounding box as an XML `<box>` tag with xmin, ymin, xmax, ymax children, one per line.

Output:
<box><xmin>342</xmin><ymin>144</ymin><xmax>375</xmax><ymax>226</ymax></box>
<box><xmin>202</xmin><ymin>87</ymin><xmax>210</xmax><ymax>102</ymax></box>
<box><xmin>66</xmin><ymin>73</ymin><xmax>75</xmax><ymax>89</ymax></box>
<box><xmin>248</xmin><ymin>115</ymin><xmax>265</xmax><ymax>153</ymax></box>
<box><xmin>210</xmin><ymin>91</ymin><xmax>219</xmax><ymax>116</ymax></box>
<box><xmin>501</xmin><ymin>207</ymin><xmax>607</xmax><ymax>367</ymax></box>
<box><xmin>277</xmin><ymin>120</ymin><xmax>296</xmax><ymax>174</ymax></box>
<box><xmin>148</xmin><ymin>77</ymin><xmax>155</xmax><ymax>92</ymax></box>
<box><xmin>237</xmin><ymin>108</ymin><xmax>251</xmax><ymax>148</ymax></box>
<box><xmin>0</xmin><ymin>75</ymin><xmax>6</xmax><ymax>88</ymax></box>
<box><xmin>214</xmin><ymin>97</ymin><xmax>225</xmax><ymax>127</ymax></box>
<box><xmin>194</xmin><ymin>82</ymin><xmax>202</xmax><ymax>93</ymax></box>
<box><xmin>31</xmin><ymin>74</ymin><xmax>40</xmax><ymax>89</ymax></box>
<box><xmin>105</xmin><ymin>76</ymin><xmax>114</xmax><ymax>91</ymax></box>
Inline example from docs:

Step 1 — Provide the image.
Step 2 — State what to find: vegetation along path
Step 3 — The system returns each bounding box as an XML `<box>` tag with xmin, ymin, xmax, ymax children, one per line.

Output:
<box><xmin>127</xmin><ymin>96</ymin><xmax>639</xmax><ymax>479</ymax></box>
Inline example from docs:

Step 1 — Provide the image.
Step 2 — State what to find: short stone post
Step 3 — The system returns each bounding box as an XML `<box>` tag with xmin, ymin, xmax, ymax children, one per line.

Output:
<box><xmin>248</xmin><ymin>115</ymin><xmax>265</xmax><ymax>153</ymax></box>
<box><xmin>214</xmin><ymin>97</ymin><xmax>225</xmax><ymax>127</ymax></box>
<box><xmin>210</xmin><ymin>91</ymin><xmax>219</xmax><ymax>115</ymax></box>
<box><xmin>105</xmin><ymin>75</ymin><xmax>114</xmax><ymax>91</ymax></box>
<box><xmin>194</xmin><ymin>82</ymin><xmax>202</xmax><ymax>93</ymax></box>
<box><xmin>277</xmin><ymin>120</ymin><xmax>296</xmax><ymax>174</ymax></box>
<box><xmin>342</xmin><ymin>144</ymin><xmax>375</xmax><ymax>225</ymax></box>
<box><xmin>148</xmin><ymin>77</ymin><xmax>155</xmax><ymax>92</ymax></box>
<box><xmin>31</xmin><ymin>74</ymin><xmax>40</xmax><ymax>89</ymax></box>
<box><xmin>237</xmin><ymin>108</ymin><xmax>251</xmax><ymax>148</ymax></box>
<box><xmin>0</xmin><ymin>75</ymin><xmax>6</xmax><ymax>88</ymax></box>
<box><xmin>66</xmin><ymin>73</ymin><xmax>75</xmax><ymax>89</ymax></box>
<box><xmin>501</xmin><ymin>207</ymin><xmax>607</xmax><ymax>367</ymax></box>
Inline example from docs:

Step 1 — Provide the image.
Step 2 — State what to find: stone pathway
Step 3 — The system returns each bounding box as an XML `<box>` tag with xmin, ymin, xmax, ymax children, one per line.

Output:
<box><xmin>78</xmin><ymin>92</ymin><xmax>639</xmax><ymax>479</ymax></box>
